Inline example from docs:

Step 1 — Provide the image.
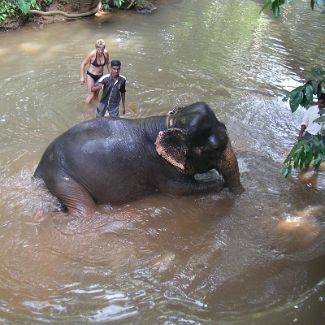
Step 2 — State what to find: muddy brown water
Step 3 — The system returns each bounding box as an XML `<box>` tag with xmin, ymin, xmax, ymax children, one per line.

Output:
<box><xmin>0</xmin><ymin>0</ymin><xmax>324</xmax><ymax>324</ymax></box>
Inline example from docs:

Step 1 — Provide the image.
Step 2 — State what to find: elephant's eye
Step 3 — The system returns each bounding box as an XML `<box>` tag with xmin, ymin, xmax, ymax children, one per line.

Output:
<box><xmin>190</xmin><ymin>128</ymin><xmax>210</xmax><ymax>146</ymax></box>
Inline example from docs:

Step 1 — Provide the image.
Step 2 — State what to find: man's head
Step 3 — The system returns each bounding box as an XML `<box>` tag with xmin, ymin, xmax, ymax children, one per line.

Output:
<box><xmin>111</xmin><ymin>60</ymin><xmax>121</xmax><ymax>68</ymax></box>
<box><xmin>318</xmin><ymin>93</ymin><xmax>325</xmax><ymax>109</ymax></box>
<box><xmin>110</xmin><ymin>60</ymin><xmax>122</xmax><ymax>79</ymax></box>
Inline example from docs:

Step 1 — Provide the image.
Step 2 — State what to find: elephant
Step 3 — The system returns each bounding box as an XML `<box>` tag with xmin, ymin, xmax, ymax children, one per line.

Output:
<box><xmin>34</xmin><ymin>102</ymin><xmax>243</xmax><ymax>218</ymax></box>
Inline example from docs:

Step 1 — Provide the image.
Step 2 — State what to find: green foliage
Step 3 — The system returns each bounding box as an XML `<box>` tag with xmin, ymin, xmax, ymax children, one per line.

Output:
<box><xmin>282</xmin><ymin>68</ymin><xmax>325</xmax><ymax>112</ymax></box>
<box><xmin>281</xmin><ymin>69</ymin><xmax>325</xmax><ymax>175</ymax></box>
<box><xmin>261</xmin><ymin>0</ymin><xmax>325</xmax><ymax>16</ymax></box>
<box><xmin>315</xmin><ymin>115</ymin><xmax>325</xmax><ymax>123</ymax></box>
<box><xmin>102</xmin><ymin>0</ymin><xmax>125</xmax><ymax>11</ymax></box>
<box><xmin>0</xmin><ymin>0</ymin><xmax>17</xmax><ymax>23</ymax></box>
<box><xmin>0</xmin><ymin>0</ymin><xmax>52</xmax><ymax>22</ymax></box>
<box><xmin>17</xmin><ymin>0</ymin><xmax>44</xmax><ymax>14</ymax></box>
<box><xmin>108</xmin><ymin>0</ymin><xmax>150</xmax><ymax>9</ymax></box>
<box><xmin>260</xmin><ymin>0</ymin><xmax>285</xmax><ymax>17</ymax></box>
<box><xmin>109</xmin><ymin>0</ymin><xmax>125</xmax><ymax>8</ymax></box>
<box><xmin>16</xmin><ymin>0</ymin><xmax>31</xmax><ymax>14</ymax></box>
<box><xmin>261</xmin><ymin>1</ymin><xmax>325</xmax><ymax>160</ymax></box>
<box><xmin>260</xmin><ymin>1</ymin><xmax>325</xmax><ymax>176</ymax></box>
<box><xmin>281</xmin><ymin>135</ymin><xmax>325</xmax><ymax>177</ymax></box>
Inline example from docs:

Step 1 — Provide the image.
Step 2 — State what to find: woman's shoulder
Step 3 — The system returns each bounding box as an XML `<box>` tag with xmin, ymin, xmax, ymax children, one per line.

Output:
<box><xmin>85</xmin><ymin>49</ymin><xmax>96</xmax><ymax>59</ymax></box>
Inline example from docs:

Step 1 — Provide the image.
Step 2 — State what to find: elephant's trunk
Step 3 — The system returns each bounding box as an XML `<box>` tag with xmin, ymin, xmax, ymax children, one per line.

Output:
<box><xmin>216</xmin><ymin>142</ymin><xmax>244</xmax><ymax>194</ymax></box>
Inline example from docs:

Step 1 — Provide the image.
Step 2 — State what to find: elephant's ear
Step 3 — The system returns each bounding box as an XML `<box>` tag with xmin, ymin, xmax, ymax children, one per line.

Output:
<box><xmin>155</xmin><ymin>128</ymin><xmax>188</xmax><ymax>172</ymax></box>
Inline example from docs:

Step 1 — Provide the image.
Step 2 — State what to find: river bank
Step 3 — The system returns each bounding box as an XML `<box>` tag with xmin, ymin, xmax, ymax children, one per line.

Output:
<box><xmin>1</xmin><ymin>0</ymin><xmax>325</xmax><ymax>323</ymax></box>
<box><xmin>0</xmin><ymin>0</ymin><xmax>157</xmax><ymax>32</ymax></box>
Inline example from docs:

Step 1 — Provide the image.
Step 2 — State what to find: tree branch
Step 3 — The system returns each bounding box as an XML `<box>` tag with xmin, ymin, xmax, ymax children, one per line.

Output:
<box><xmin>28</xmin><ymin>1</ymin><xmax>102</xmax><ymax>19</ymax></box>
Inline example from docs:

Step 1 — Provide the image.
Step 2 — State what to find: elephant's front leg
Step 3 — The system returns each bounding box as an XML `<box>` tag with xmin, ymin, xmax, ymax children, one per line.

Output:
<box><xmin>158</xmin><ymin>175</ymin><xmax>224</xmax><ymax>196</ymax></box>
<box><xmin>216</xmin><ymin>142</ymin><xmax>244</xmax><ymax>194</ymax></box>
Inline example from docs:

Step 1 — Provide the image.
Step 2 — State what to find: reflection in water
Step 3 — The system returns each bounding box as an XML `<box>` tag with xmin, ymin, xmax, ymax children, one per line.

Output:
<box><xmin>0</xmin><ymin>0</ymin><xmax>325</xmax><ymax>324</ymax></box>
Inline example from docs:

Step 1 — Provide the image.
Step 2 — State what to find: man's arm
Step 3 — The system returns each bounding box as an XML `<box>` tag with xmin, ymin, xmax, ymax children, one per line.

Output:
<box><xmin>121</xmin><ymin>92</ymin><xmax>126</xmax><ymax>115</ymax></box>
<box><xmin>297</xmin><ymin>108</ymin><xmax>310</xmax><ymax>141</ymax></box>
<box><xmin>298</xmin><ymin>124</ymin><xmax>306</xmax><ymax>141</ymax></box>
<box><xmin>120</xmin><ymin>79</ymin><xmax>126</xmax><ymax>115</ymax></box>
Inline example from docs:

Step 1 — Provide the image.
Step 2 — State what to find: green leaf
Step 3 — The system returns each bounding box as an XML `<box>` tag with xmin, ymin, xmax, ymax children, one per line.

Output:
<box><xmin>259</xmin><ymin>0</ymin><xmax>272</xmax><ymax>14</ymax></box>
<box><xmin>284</xmin><ymin>142</ymin><xmax>303</xmax><ymax>162</ymax></box>
<box><xmin>289</xmin><ymin>90</ymin><xmax>304</xmax><ymax>112</ymax></box>
<box><xmin>311</xmin><ymin>80</ymin><xmax>321</xmax><ymax>94</ymax></box>
<box><xmin>312</xmin><ymin>153</ymin><xmax>323</xmax><ymax>167</ymax></box>
<box><xmin>299</xmin><ymin>158</ymin><xmax>305</xmax><ymax>169</ymax></box>
<box><xmin>281</xmin><ymin>66</ymin><xmax>325</xmax><ymax>176</ymax></box>
<box><xmin>303</xmin><ymin>143</ymin><xmax>311</xmax><ymax>152</ymax></box>
<box><xmin>294</xmin><ymin>151</ymin><xmax>302</xmax><ymax>168</ymax></box>
<box><xmin>281</xmin><ymin>165</ymin><xmax>292</xmax><ymax>177</ymax></box>
<box><xmin>314</xmin><ymin>116</ymin><xmax>325</xmax><ymax>123</ymax></box>
<box><xmin>305</xmin><ymin>83</ymin><xmax>314</xmax><ymax>103</ymax></box>
<box><xmin>306</xmin><ymin>150</ymin><xmax>313</xmax><ymax>164</ymax></box>
<box><xmin>280</xmin><ymin>165</ymin><xmax>288</xmax><ymax>177</ymax></box>
<box><xmin>112</xmin><ymin>0</ymin><xmax>124</xmax><ymax>8</ymax></box>
<box><xmin>272</xmin><ymin>2</ymin><xmax>280</xmax><ymax>17</ymax></box>
<box><xmin>317</xmin><ymin>83</ymin><xmax>323</xmax><ymax>97</ymax></box>
<box><xmin>16</xmin><ymin>0</ymin><xmax>30</xmax><ymax>14</ymax></box>
<box><xmin>311</xmin><ymin>67</ymin><xmax>325</xmax><ymax>78</ymax></box>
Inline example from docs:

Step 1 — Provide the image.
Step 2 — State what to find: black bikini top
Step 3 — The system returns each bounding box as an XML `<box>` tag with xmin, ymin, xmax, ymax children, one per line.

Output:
<box><xmin>91</xmin><ymin>52</ymin><xmax>108</xmax><ymax>67</ymax></box>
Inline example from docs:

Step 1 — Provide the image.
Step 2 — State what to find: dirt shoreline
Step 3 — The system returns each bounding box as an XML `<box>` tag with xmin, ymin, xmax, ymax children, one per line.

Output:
<box><xmin>0</xmin><ymin>1</ymin><xmax>72</xmax><ymax>31</ymax></box>
<box><xmin>0</xmin><ymin>0</ymin><xmax>157</xmax><ymax>32</ymax></box>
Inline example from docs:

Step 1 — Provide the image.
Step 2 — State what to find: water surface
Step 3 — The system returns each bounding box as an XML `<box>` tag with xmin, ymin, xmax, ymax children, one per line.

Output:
<box><xmin>0</xmin><ymin>0</ymin><xmax>324</xmax><ymax>324</ymax></box>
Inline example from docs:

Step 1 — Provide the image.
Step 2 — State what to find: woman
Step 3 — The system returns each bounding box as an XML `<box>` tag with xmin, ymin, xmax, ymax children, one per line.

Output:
<box><xmin>80</xmin><ymin>39</ymin><xmax>110</xmax><ymax>103</ymax></box>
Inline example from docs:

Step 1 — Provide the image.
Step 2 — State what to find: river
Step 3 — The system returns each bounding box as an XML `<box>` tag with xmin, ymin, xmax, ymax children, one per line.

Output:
<box><xmin>0</xmin><ymin>0</ymin><xmax>324</xmax><ymax>324</ymax></box>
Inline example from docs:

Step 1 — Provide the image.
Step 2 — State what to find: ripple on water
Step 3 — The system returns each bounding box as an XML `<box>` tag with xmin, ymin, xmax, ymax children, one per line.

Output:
<box><xmin>0</xmin><ymin>0</ymin><xmax>325</xmax><ymax>323</ymax></box>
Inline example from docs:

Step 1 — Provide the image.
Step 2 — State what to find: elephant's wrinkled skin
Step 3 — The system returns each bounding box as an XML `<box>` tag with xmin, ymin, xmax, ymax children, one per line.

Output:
<box><xmin>34</xmin><ymin>102</ymin><xmax>243</xmax><ymax>217</ymax></box>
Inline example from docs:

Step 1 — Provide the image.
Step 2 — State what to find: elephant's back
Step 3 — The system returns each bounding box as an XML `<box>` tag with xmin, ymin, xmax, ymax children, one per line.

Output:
<box><xmin>33</xmin><ymin>116</ymin><xmax>164</xmax><ymax>204</ymax></box>
<box><xmin>61</xmin><ymin>117</ymin><xmax>146</xmax><ymax>140</ymax></box>
<box><xmin>58</xmin><ymin>119</ymin><xmax>155</xmax><ymax>201</ymax></box>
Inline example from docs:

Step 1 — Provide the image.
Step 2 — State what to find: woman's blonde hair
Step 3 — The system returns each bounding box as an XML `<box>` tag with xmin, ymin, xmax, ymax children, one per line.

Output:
<box><xmin>95</xmin><ymin>39</ymin><xmax>106</xmax><ymax>49</ymax></box>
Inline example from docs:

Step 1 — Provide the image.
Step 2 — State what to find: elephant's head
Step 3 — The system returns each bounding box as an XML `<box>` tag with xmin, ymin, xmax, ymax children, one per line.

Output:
<box><xmin>155</xmin><ymin>102</ymin><xmax>243</xmax><ymax>193</ymax></box>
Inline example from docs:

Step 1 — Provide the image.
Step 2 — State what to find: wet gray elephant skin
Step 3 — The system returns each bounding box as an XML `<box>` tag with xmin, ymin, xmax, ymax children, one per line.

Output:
<box><xmin>34</xmin><ymin>102</ymin><xmax>243</xmax><ymax>217</ymax></box>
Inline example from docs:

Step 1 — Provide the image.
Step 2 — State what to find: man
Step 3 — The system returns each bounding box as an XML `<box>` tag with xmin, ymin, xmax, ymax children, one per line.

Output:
<box><xmin>298</xmin><ymin>93</ymin><xmax>325</xmax><ymax>143</ymax></box>
<box><xmin>92</xmin><ymin>60</ymin><xmax>126</xmax><ymax>117</ymax></box>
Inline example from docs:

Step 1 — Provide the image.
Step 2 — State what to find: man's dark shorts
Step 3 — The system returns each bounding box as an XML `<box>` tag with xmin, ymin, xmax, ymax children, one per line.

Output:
<box><xmin>96</xmin><ymin>103</ymin><xmax>119</xmax><ymax>117</ymax></box>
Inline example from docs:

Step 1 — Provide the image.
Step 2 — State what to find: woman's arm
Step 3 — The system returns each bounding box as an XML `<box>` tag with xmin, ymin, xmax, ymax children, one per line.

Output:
<box><xmin>105</xmin><ymin>50</ymin><xmax>110</xmax><ymax>73</ymax></box>
<box><xmin>91</xmin><ymin>83</ymin><xmax>104</xmax><ymax>92</ymax></box>
<box><xmin>80</xmin><ymin>51</ymin><xmax>93</xmax><ymax>84</ymax></box>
